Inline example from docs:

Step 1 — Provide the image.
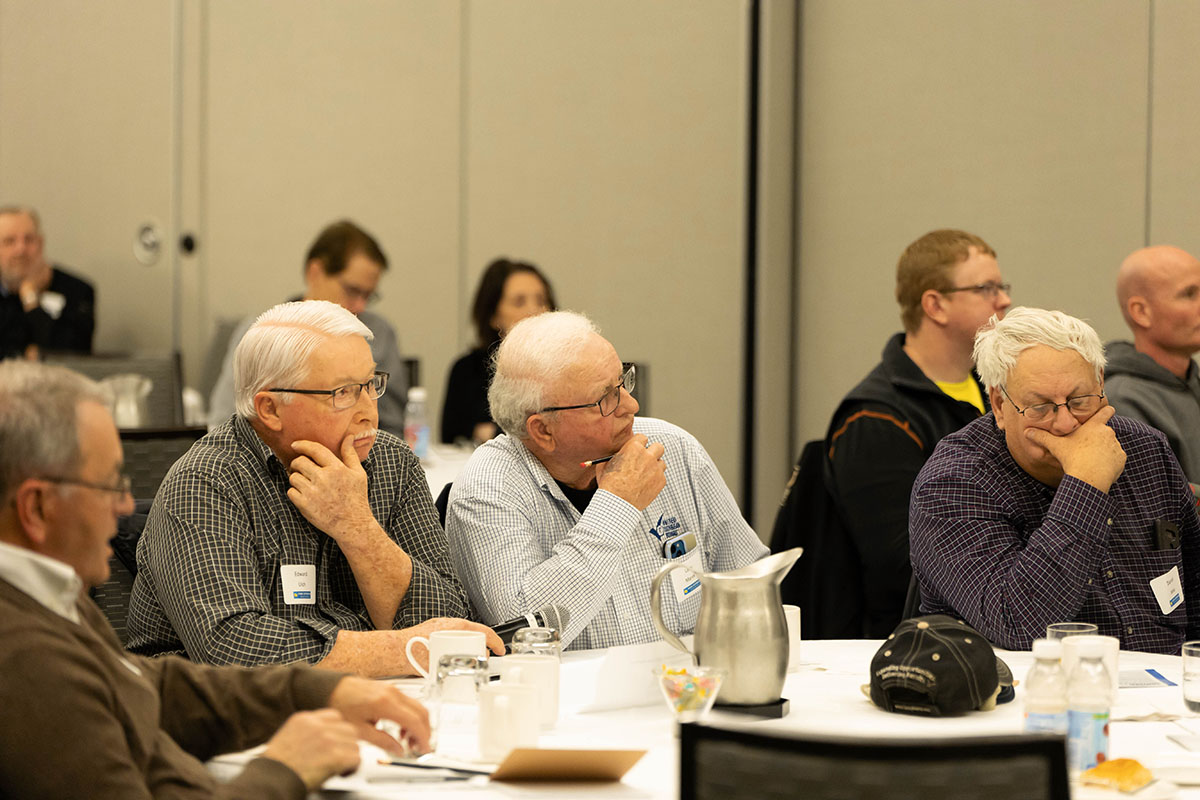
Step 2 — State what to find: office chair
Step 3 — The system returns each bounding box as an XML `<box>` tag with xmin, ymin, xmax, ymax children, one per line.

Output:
<box><xmin>90</xmin><ymin>499</ymin><xmax>153</xmax><ymax>646</ymax></box>
<box><xmin>680</xmin><ymin>724</ymin><xmax>1069</xmax><ymax>800</ymax></box>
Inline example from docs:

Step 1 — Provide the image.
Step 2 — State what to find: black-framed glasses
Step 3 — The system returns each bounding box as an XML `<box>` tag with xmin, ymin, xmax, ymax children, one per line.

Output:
<box><xmin>269</xmin><ymin>371</ymin><xmax>388</xmax><ymax>410</ymax></box>
<box><xmin>999</xmin><ymin>385</ymin><xmax>1105</xmax><ymax>423</ymax></box>
<box><xmin>539</xmin><ymin>363</ymin><xmax>636</xmax><ymax>417</ymax></box>
<box><xmin>338</xmin><ymin>279</ymin><xmax>380</xmax><ymax>306</ymax></box>
<box><xmin>40</xmin><ymin>473</ymin><xmax>133</xmax><ymax>497</ymax></box>
<box><xmin>942</xmin><ymin>281</ymin><xmax>1012</xmax><ymax>299</ymax></box>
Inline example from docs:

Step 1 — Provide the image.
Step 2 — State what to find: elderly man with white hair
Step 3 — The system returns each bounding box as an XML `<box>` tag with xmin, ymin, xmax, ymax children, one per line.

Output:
<box><xmin>445</xmin><ymin>311</ymin><xmax>767</xmax><ymax>649</ymax></box>
<box><xmin>910</xmin><ymin>306</ymin><xmax>1200</xmax><ymax>654</ymax></box>
<box><xmin>129</xmin><ymin>300</ymin><xmax>499</xmax><ymax>674</ymax></box>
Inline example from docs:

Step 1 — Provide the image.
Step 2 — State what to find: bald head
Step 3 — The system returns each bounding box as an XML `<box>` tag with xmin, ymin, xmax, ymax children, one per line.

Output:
<box><xmin>1116</xmin><ymin>245</ymin><xmax>1200</xmax><ymax>365</ymax></box>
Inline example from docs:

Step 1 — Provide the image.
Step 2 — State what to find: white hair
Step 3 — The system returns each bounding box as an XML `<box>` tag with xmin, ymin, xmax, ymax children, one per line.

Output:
<box><xmin>0</xmin><ymin>361</ymin><xmax>110</xmax><ymax>504</ymax></box>
<box><xmin>488</xmin><ymin>310</ymin><xmax>600</xmax><ymax>438</ymax></box>
<box><xmin>233</xmin><ymin>300</ymin><xmax>373</xmax><ymax>419</ymax></box>
<box><xmin>973</xmin><ymin>306</ymin><xmax>1105</xmax><ymax>391</ymax></box>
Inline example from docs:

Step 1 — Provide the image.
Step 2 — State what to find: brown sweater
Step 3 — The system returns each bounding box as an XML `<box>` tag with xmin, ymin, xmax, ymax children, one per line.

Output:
<box><xmin>0</xmin><ymin>578</ymin><xmax>345</xmax><ymax>799</ymax></box>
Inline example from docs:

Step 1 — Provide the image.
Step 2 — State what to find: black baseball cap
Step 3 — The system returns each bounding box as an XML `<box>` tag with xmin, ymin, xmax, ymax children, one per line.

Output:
<box><xmin>868</xmin><ymin>615</ymin><xmax>1014</xmax><ymax>717</ymax></box>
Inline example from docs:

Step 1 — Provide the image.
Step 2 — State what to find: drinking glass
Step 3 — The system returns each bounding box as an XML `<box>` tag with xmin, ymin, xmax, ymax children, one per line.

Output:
<box><xmin>1046</xmin><ymin>622</ymin><xmax>1098</xmax><ymax>641</ymax></box>
<box><xmin>1183</xmin><ymin>641</ymin><xmax>1200</xmax><ymax>712</ymax></box>
<box><xmin>511</xmin><ymin>626</ymin><xmax>562</xmax><ymax>659</ymax></box>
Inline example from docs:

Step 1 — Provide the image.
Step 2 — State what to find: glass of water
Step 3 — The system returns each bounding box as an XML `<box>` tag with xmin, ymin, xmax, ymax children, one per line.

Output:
<box><xmin>511</xmin><ymin>626</ymin><xmax>562</xmax><ymax>659</ymax></box>
<box><xmin>1046</xmin><ymin>622</ymin><xmax>1098</xmax><ymax>641</ymax></box>
<box><xmin>1183</xmin><ymin>641</ymin><xmax>1200</xmax><ymax>712</ymax></box>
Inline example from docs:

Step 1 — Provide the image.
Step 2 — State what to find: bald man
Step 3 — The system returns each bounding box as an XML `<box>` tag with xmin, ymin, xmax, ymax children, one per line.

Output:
<box><xmin>1106</xmin><ymin>245</ymin><xmax>1200</xmax><ymax>483</ymax></box>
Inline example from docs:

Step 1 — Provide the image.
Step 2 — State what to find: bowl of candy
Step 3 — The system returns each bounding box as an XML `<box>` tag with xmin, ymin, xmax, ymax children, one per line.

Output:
<box><xmin>655</xmin><ymin>665</ymin><xmax>727</xmax><ymax>723</ymax></box>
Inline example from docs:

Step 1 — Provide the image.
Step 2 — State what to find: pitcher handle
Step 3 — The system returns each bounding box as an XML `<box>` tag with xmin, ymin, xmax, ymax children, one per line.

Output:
<box><xmin>650</xmin><ymin>562</ymin><xmax>695</xmax><ymax>661</ymax></box>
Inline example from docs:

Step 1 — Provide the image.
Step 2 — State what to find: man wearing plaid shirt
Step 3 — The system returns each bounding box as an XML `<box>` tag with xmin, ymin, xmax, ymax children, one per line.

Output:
<box><xmin>128</xmin><ymin>301</ymin><xmax>499</xmax><ymax>674</ymax></box>
<box><xmin>911</xmin><ymin>307</ymin><xmax>1200</xmax><ymax>654</ymax></box>
<box><xmin>445</xmin><ymin>311</ymin><xmax>767</xmax><ymax>650</ymax></box>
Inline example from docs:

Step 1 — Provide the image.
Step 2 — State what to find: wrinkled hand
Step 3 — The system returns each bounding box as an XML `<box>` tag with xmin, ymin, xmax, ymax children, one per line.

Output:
<box><xmin>595</xmin><ymin>434</ymin><xmax>666</xmax><ymax>511</ymax></box>
<box><xmin>1025</xmin><ymin>405</ymin><xmax>1126</xmax><ymax>492</ymax></box>
<box><xmin>398</xmin><ymin>618</ymin><xmax>504</xmax><ymax>673</ymax></box>
<box><xmin>327</xmin><ymin>676</ymin><xmax>432</xmax><ymax>755</ymax></box>
<box><xmin>287</xmin><ymin>434</ymin><xmax>376</xmax><ymax>540</ymax></box>
<box><xmin>260</xmin><ymin>709</ymin><xmax>361</xmax><ymax>791</ymax></box>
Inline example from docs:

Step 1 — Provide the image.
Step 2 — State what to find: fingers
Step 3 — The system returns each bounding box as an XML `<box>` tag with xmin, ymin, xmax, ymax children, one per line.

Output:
<box><xmin>482</xmin><ymin>625</ymin><xmax>505</xmax><ymax>655</ymax></box>
<box><xmin>340</xmin><ymin>433</ymin><xmax>362</xmax><ymax>468</ymax></box>
<box><xmin>1088</xmin><ymin>405</ymin><xmax>1116</xmax><ymax>425</ymax></box>
<box><xmin>291</xmin><ymin>439</ymin><xmax>340</xmax><ymax>467</ymax></box>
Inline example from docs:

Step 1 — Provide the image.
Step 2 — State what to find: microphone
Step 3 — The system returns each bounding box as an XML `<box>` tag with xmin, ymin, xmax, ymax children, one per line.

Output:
<box><xmin>493</xmin><ymin>605</ymin><xmax>571</xmax><ymax>651</ymax></box>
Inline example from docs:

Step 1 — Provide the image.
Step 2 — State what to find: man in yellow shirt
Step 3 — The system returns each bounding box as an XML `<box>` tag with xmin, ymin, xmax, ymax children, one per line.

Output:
<box><xmin>823</xmin><ymin>229</ymin><xmax>1011</xmax><ymax>636</ymax></box>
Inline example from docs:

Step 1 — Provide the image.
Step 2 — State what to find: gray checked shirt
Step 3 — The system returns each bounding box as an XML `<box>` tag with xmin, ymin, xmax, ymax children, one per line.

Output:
<box><xmin>911</xmin><ymin>413</ymin><xmax>1200</xmax><ymax>654</ymax></box>
<box><xmin>445</xmin><ymin>417</ymin><xmax>768</xmax><ymax>649</ymax></box>
<box><xmin>127</xmin><ymin>415</ymin><xmax>469</xmax><ymax>666</ymax></box>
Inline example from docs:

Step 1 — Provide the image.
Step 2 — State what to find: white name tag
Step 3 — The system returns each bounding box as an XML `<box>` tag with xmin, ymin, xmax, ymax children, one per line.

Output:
<box><xmin>281</xmin><ymin>564</ymin><xmax>316</xmax><ymax>605</ymax></box>
<box><xmin>1150</xmin><ymin>565</ymin><xmax>1184</xmax><ymax>616</ymax></box>
<box><xmin>669</xmin><ymin>548</ymin><xmax>704</xmax><ymax>603</ymax></box>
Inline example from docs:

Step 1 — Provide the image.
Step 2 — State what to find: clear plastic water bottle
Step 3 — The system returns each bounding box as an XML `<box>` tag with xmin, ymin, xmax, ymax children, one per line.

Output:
<box><xmin>1024</xmin><ymin>638</ymin><xmax>1067</xmax><ymax>735</ymax></box>
<box><xmin>1066</xmin><ymin>639</ymin><xmax>1113</xmax><ymax>773</ymax></box>
<box><xmin>403</xmin><ymin>386</ymin><xmax>430</xmax><ymax>459</ymax></box>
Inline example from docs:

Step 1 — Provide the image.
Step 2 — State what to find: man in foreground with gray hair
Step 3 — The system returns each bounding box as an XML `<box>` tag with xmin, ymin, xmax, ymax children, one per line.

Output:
<box><xmin>910</xmin><ymin>306</ymin><xmax>1200</xmax><ymax>653</ymax></box>
<box><xmin>445</xmin><ymin>311</ymin><xmax>767</xmax><ymax>649</ymax></box>
<box><xmin>129</xmin><ymin>300</ymin><xmax>499</xmax><ymax>674</ymax></box>
<box><xmin>0</xmin><ymin>360</ymin><xmax>433</xmax><ymax>797</ymax></box>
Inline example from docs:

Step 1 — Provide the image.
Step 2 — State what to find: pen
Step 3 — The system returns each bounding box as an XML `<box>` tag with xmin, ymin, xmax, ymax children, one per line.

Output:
<box><xmin>580</xmin><ymin>455</ymin><xmax>615</xmax><ymax>467</ymax></box>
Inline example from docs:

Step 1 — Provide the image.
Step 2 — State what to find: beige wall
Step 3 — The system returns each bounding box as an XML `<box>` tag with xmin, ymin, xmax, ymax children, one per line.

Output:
<box><xmin>795</xmin><ymin>0</ymin><xmax>1156</xmax><ymax>445</ymax></box>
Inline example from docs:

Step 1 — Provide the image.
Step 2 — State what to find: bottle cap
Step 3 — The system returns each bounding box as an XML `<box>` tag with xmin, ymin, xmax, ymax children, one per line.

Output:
<box><xmin>407</xmin><ymin>386</ymin><xmax>427</xmax><ymax>401</ymax></box>
<box><xmin>1031</xmin><ymin>638</ymin><xmax>1062</xmax><ymax>659</ymax></box>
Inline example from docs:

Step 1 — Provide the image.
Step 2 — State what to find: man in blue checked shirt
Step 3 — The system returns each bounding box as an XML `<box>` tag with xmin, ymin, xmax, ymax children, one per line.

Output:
<box><xmin>910</xmin><ymin>307</ymin><xmax>1200</xmax><ymax>654</ymax></box>
<box><xmin>445</xmin><ymin>311</ymin><xmax>768</xmax><ymax>650</ymax></box>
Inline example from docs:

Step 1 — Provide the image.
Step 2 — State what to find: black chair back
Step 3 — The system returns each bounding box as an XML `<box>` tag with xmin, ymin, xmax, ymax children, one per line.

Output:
<box><xmin>90</xmin><ymin>499</ymin><xmax>153</xmax><ymax>646</ymax></box>
<box><xmin>435</xmin><ymin>482</ymin><xmax>453</xmax><ymax>529</ymax></box>
<box><xmin>680</xmin><ymin>724</ymin><xmax>1069</xmax><ymax>800</ymax></box>
<box><xmin>120</xmin><ymin>427</ymin><xmax>206</xmax><ymax>499</ymax></box>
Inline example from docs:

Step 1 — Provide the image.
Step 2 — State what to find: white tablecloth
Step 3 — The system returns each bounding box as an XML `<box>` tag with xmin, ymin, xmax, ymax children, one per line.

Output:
<box><xmin>213</xmin><ymin>639</ymin><xmax>1200</xmax><ymax>798</ymax></box>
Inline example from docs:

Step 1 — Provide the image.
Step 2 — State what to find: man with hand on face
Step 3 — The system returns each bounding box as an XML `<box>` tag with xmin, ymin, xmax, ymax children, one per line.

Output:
<box><xmin>129</xmin><ymin>300</ymin><xmax>500</xmax><ymax>674</ymax></box>
<box><xmin>446</xmin><ymin>311</ymin><xmax>767</xmax><ymax>649</ymax></box>
<box><xmin>910</xmin><ymin>307</ymin><xmax>1200</xmax><ymax>653</ymax></box>
<box><xmin>0</xmin><ymin>361</ymin><xmax>432</xmax><ymax>799</ymax></box>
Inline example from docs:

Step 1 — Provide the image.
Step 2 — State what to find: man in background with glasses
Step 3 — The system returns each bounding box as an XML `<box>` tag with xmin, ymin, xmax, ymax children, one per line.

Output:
<box><xmin>130</xmin><ymin>300</ymin><xmax>500</xmax><ymax>674</ymax></box>
<box><xmin>0</xmin><ymin>360</ymin><xmax>436</xmax><ymax>797</ymax></box>
<box><xmin>910</xmin><ymin>307</ymin><xmax>1200</xmax><ymax>654</ymax></box>
<box><xmin>207</xmin><ymin>219</ymin><xmax>408</xmax><ymax>437</ymax></box>
<box><xmin>816</xmin><ymin>229</ymin><xmax>1010</xmax><ymax>638</ymax></box>
<box><xmin>445</xmin><ymin>311</ymin><xmax>767</xmax><ymax>649</ymax></box>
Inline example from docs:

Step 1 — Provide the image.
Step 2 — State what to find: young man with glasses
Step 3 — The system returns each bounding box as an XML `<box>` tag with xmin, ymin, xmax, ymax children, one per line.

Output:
<box><xmin>445</xmin><ymin>311</ymin><xmax>767</xmax><ymax>650</ymax></box>
<box><xmin>129</xmin><ymin>300</ymin><xmax>501</xmax><ymax>674</ymax></box>
<box><xmin>910</xmin><ymin>307</ymin><xmax>1200</xmax><ymax>654</ymax></box>
<box><xmin>821</xmin><ymin>229</ymin><xmax>1011</xmax><ymax>637</ymax></box>
<box><xmin>206</xmin><ymin>219</ymin><xmax>408</xmax><ymax>436</ymax></box>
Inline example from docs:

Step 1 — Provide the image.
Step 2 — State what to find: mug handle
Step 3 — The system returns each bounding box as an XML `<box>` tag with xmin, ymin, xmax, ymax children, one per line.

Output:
<box><xmin>650</xmin><ymin>562</ymin><xmax>695</xmax><ymax>659</ymax></box>
<box><xmin>405</xmin><ymin>636</ymin><xmax>431</xmax><ymax>678</ymax></box>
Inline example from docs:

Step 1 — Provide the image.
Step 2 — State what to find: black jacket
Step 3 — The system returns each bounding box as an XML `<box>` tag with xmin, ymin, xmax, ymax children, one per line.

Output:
<box><xmin>823</xmin><ymin>332</ymin><xmax>986</xmax><ymax>637</ymax></box>
<box><xmin>0</xmin><ymin>265</ymin><xmax>94</xmax><ymax>359</ymax></box>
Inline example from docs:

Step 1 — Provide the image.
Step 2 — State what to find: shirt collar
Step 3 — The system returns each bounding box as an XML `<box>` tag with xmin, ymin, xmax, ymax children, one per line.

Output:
<box><xmin>0</xmin><ymin>540</ymin><xmax>82</xmax><ymax>623</ymax></box>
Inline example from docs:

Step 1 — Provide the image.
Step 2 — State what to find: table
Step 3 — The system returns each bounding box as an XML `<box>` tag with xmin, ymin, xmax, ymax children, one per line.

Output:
<box><xmin>213</xmin><ymin>639</ymin><xmax>1200</xmax><ymax>798</ymax></box>
<box><xmin>421</xmin><ymin>443</ymin><xmax>475</xmax><ymax>497</ymax></box>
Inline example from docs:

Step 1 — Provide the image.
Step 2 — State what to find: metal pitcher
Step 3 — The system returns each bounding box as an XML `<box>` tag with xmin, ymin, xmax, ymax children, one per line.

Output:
<box><xmin>650</xmin><ymin>547</ymin><xmax>802</xmax><ymax>705</ymax></box>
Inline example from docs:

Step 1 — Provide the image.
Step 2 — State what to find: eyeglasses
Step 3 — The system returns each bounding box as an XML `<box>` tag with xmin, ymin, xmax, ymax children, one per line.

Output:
<box><xmin>999</xmin><ymin>385</ymin><xmax>1105</xmax><ymax>423</ymax></box>
<box><xmin>40</xmin><ymin>473</ymin><xmax>133</xmax><ymax>497</ymax></box>
<box><xmin>269</xmin><ymin>371</ymin><xmax>388</xmax><ymax>410</ymax></box>
<box><xmin>338</xmin><ymin>279</ymin><xmax>380</xmax><ymax>305</ymax></box>
<box><xmin>539</xmin><ymin>364</ymin><xmax>636</xmax><ymax>417</ymax></box>
<box><xmin>942</xmin><ymin>281</ymin><xmax>1012</xmax><ymax>299</ymax></box>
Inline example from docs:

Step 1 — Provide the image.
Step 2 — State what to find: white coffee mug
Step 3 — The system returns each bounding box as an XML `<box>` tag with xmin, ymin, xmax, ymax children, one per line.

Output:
<box><xmin>405</xmin><ymin>630</ymin><xmax>487</xmax><ymax>680</ymax></box>
<box><xmin>783</xmin><ymin>604</ymin><xmax>801</xmax><ymax>673</ymax></box>
<box><xmin>478</xmin><ymin>683</ymin><xmax>539</xmax><ymax>763</ymax></box>
<box><xmin>502</xmin><ymin>653</ymin><xmax>559</xmax><ymax>728</ymax></box>
<box><xmin>1062</xmin><ymin>633</ymin><xmax>1120</xmax><ymax>695</ymax></box>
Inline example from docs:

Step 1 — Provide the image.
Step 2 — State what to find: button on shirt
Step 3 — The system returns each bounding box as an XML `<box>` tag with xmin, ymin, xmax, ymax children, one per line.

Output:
<box><xmin>127</xmin><ymin>415</ymin><xmax>469</xmax><ymax>665</ymax></box>
<box><xmin>910</xmin><ymin>413</ymin><xmax>1200</xmax><ymax>654</ymax></box>
<box><xmin>445</xmin><ymin>417</ymin><xmax>768</xmax><ymax>649</ymax></box>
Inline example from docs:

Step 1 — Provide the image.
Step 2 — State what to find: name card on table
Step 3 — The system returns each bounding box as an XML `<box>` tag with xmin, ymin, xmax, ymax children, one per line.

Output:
<box><xmin>561</xmin><ymin>637</ymin><xmax>693</xmax><ymax>713</ymax></box>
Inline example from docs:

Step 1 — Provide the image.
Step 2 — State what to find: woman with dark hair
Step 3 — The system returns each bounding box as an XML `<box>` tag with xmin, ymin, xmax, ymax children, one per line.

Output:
<box><xmin>441</xmin><ymin>258</ymin><xmax>556</xmax><ymax>444</ymax></box>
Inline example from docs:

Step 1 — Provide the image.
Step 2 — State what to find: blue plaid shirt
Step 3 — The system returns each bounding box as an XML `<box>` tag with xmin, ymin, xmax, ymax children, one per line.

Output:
<box><xmin>911</xmin><ymin>413</ymin><xmax>1200</xmax><ymax>654</ymax></box>
<box><xmin>445</xmin><ymin>417</ymin><xmax>768</xmax><ymax>649</ymax></box>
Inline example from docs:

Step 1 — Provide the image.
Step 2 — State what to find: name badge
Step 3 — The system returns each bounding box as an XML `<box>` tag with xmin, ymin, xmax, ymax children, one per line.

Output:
<box><xmin>669</xmin><ymin>547</ymin><xmax>704</xmax><ymax>603</ymax></box>
<box><xmin>281</xmin><ymin>564</ymin><xmax>316</xmax><ymax>605</ymax></box>
<box><xmin>1150</xmin><ymin>565</ymin><xmax>1184</xmax><ymax>616</ymax></box>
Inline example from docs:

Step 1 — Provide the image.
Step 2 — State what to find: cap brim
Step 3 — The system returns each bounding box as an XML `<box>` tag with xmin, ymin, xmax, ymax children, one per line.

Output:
<box><xmin>995</xmin><ymin>656</ymin><xmax>1015</xmax><ymax>705</ymax></box>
